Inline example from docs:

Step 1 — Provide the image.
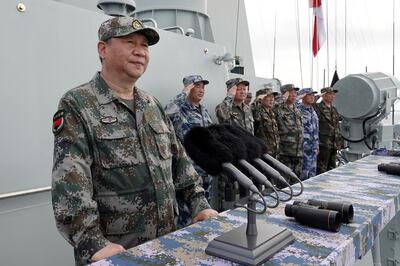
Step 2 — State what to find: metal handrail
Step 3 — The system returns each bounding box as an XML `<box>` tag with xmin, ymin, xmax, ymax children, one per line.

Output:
<box><xmin>162</xmin><ymin>26</ymin><xmax>185</xmax><ymax>35</ymax></box>
<box><xmin>140</xmin><ymin>18</ymin><xmax>158</xmax><ymax>28</ymax></box>
<box><xmin>0</xmin><ymin>186</ymin><xmax>51</xmax><ymax>200</ymax></box>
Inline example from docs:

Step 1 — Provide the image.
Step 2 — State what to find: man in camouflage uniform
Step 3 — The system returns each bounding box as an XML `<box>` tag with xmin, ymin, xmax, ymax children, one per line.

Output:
<box><xmin>164</xmin><ymin>75</ymin><xmax>214</xmax><ymax>226</ymax></box>
<box><xmin>253</xmin><ymin>86</ymin><xmax>280</xmax><ymax>158</ymax></box>
<box><xmin>51</xmin><ymin>17</ymin><xmax>217</xmax><ymax>265</ymax></box>
<box><xmin>215</xmin><ymin>78</ymin><xmax>254</xmax><ymax>134</ymax></box>
<box><xmin>214</xmin><ymin>78</ymin><xmax>253</xmax><ymax>210</ymax></box>
<box><xmin>273</xmin><ymin>84</ymin><xmax>304</xmax><ymax>178</ymax></box>
<box><xmin>313</xmin><ymin>87</ymin><xmax>342</xmax><ymax>174</ymax></box>
<box><xmin>245</xmin><ymin>92</ymin><xmax>253</xmax><ymax>105</ymax></box>
<box><xmin>297</xmin><ymin>88</ymin><xmax>319</xmax><ymax>180</ymax></box>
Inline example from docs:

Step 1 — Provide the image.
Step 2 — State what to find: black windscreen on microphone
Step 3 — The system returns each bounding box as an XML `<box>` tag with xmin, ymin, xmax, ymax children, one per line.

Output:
<box><xmin>183</xmin><ymin>126</ymin><xmax>259</xmax><ymax>194</ymax></box>
<box><xmin>217</xmin><ymin>124</ymin><xmax>266</xmax><ymax>160</ymax></box>
<box><xmin>183</xmin><ymin>126</ymin><xmax>235</xmax><ymax>175</ymax></box>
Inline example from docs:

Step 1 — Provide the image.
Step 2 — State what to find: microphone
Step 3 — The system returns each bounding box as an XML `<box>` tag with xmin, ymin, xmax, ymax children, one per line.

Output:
<box><xmin>217</xmin><ymin>124</ymin><xmax>301</xmax><ymax>196</ymax></box>
<box><xmin>221</xmin><ymin>163</ymin><xmax>259</xmax><ymax>194</ymax></box>
<box><xmin>263</xmin><ymin>153</ymin><xmax>299</xmax><ymax>183</ymax></box>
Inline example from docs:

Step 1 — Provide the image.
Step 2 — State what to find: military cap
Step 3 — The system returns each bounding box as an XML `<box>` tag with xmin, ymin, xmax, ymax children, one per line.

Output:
<box><xmin>98</xmin><ymin>17</ymin><xmax>159</xmax><ymax>45</ymax></box>
<box><xmin>280</xmin><ymin>84</ymin><xmax>299</xmax><ymax>93</ymax></box>
<box><xmin>256</xmin><ymin>87</ymin><xmax>279</xmax><ymax>99</ymax></box>
<box><xmin>298</xmin><ymin>88</ymin><xmax>317</xmax><ymax>95</ymax></box>
<box><xmin>182</xmin><ymin>75</ymin><xmax>209</xmax><ymax>87</ymax></box>
<box><xmin>321</xmin><ymin>87</ymin><xmax>338</xmax><ymax>93</ymax></box>
<box><xmin>226</xmin><ymin>78</ymin><xmax>250</xmax><ymax>90</ymax></box>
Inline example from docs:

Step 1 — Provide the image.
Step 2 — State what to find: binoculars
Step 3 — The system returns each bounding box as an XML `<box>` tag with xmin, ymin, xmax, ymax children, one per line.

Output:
<box><xmin>285</xmin><ymin>199</ymin><xmax>354</xmax><ymax>232</ymax></box>
<box><xmin>378</xmin><ymin>162</ymin><xmax>400</xmax><ymax>176</ymax></box>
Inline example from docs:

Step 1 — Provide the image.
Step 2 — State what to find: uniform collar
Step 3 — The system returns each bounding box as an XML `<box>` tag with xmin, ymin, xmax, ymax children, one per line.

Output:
<box><xmin>92</xmin><ymin>72</ymin><xmax>152</xmax><ymax>108</ymax></box>
<box><xmin>186</xmin><ymin>98</ymin><xmax>203</xmax><ymax>110</ymax></box>
<box><xmin>92</xmin><ymin>72</ymin><xmax>120</xmax><ymax>105</ymax></box>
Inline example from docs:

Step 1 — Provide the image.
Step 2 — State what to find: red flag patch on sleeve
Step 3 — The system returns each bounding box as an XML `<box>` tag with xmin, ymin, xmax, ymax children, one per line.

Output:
<box><xmin>52</xmin><ymin>110</ymin><xmax>65</xmax><ymax>135</ymax></box>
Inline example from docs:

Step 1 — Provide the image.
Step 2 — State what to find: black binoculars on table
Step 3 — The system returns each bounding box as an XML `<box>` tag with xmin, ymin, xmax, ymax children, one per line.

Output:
<box><xmin>378</xmin><ymin>162</ymin><xmax>400</xmax><ymax>175</ymax></box>
<box><xmin>285</xmin><ymin>199</ymin><xmax>354</xmax><ymax>232</ymax></box>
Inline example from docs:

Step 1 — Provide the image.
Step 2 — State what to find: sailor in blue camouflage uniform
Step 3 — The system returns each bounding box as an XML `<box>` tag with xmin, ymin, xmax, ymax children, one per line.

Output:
<box><xmin>297</xmin><ymin>88</ymin><xmax>319</xmax><ymax>180</ymax></box>
<box><xmin>51</xmin><ymin>17</ymin><xmax>217</xmax><ymax>266</ymax></box>
<box><xmin>164</xmin><ymin>75</ymin><xmax>214</xmax><ymax>227</ymax></box>
<box><xmin>273</xmin><ymin>84</ymin><xmax>304</xmax><ymax>179</ymax></box>
<box><xmin>215</xmin><ymin>78</ymin><xmax>254</xmax><ymax>134</ymax></box>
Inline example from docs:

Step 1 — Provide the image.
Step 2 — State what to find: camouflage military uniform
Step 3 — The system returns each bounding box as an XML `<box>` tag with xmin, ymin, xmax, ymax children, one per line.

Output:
<box><xmin>52</xmin><ymin>73</ymin><xmax>210</xmax><ymax>265</ymax></box>
<box><xmin>273</xmin><ymin>102</ymin><xmax>304</xmax><ymax>178</ymax></box>
<box><xmin>314</xmin><ymin>101</ymin><xmax>342</xmax><ymax>174</ymax></box>
<box><xmin>253</xmin><ymin>104</ymin><xmax>280</xmax><ymax>157</ymax></box>
<box><xmin>297</xmin><ymin>102</ymin><xmax>319</xmax><ymax>180</ymax></box>
<box><xmin>164</xmin><ymin>90</ymin><xmax>213</xmax><ymax>226</ymax></box>
<box><xmin>215</xmin><ymin>94</ymin><xmax>254</xmax><ymax>134</ymax></box>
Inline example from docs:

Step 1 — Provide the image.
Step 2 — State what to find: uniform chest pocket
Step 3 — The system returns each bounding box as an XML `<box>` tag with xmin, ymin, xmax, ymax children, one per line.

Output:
<box><xmin>149</xmin><ymin>121</ymin><xmax>172</xmax><ymax>160</ymax></box>
<box><xmin>95</xmin><ymin>127</ymin><xmax>139</xmax><ymax>169</ymax></box>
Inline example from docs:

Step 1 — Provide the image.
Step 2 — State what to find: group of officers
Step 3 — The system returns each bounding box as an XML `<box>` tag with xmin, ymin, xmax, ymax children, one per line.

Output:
<box><xmin>165</xmin><ymin>75</ymin><xmax>343</xmax><ymax>207</ymax></box>
<box><xmin>51</xmin><ymin>17</ymin><xmax>343</xmax><ymax>265</ymax></box>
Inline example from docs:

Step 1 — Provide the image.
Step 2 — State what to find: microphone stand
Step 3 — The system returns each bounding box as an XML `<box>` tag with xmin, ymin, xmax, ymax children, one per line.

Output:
<box><xmin>206</xmin><ymin>189</ymin><xmax>294</xmax><ymax>266</ymax></box>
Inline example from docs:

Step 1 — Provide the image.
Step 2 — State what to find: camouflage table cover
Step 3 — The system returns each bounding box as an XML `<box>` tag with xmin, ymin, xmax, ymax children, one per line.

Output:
<box><xmin>93</xmin><ymin>155</ymin><xmax>400</xmax><ymax>265</ymax></box>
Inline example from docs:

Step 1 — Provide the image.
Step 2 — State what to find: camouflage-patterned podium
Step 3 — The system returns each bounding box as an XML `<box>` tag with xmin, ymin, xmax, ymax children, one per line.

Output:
<box><xmin>93</xmin><ymin>155</ymin><xmax>400</xmax><ymax>265</ymax></box>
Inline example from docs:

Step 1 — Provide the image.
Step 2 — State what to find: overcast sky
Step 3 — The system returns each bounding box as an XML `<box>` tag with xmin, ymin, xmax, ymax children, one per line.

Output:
<box><xmin>245</xmin><ymin>0</ymin><xmax>400</xmax><ymax>90</ymax></box>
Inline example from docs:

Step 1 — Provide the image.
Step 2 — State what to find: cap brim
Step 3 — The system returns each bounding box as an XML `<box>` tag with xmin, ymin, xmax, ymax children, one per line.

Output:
<box><xmin>322</xmin><ymin>90</ymin><xmax>338</xmax><ymax>93</ymax></box>
<box><xmin>116</xmin><ymin>27</ymin><xmax>160</xmax><ymax>46</ymax></box>
<box><xmin>237</xmin><ymin>81</ymin><xmax>250</xmax><ymax>86</ymax></box>
<box><xmin>137</xmin><ymin>28</ymin><xmax>160</xmax><ymax>46</ymax></box>
<box><xmin>196</xmin><ymin>79</ymin><xmax>209</xmax><ymax>85</ymax></box>
<box><xmin>257</xmin><ymin>92</ymin><xmax>278</xmax><ymax>99</ymax></box>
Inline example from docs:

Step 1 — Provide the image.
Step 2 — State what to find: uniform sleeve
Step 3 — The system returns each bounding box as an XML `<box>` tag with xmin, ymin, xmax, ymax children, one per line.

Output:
<box><xmin>52</xmin><ymin>99</ymin><xmax>109</xmax><ymax>263</ymax></box>
<box><xmin>252</xmin><ymin>105</ymin><xmax>262</xmax><ymax>137</ymax></box>
<box><xmin>164</xmin><ymin>91</ymin><xmax>188</xmax><ymax>116</ymax></box>
<box><xmin>215</xmin><ymin>94</ymin><xmax>235</xmax><ymax>124</ymax></box>
<box><xmin>154</xmin><ymin>98</ymin><xmax>211</xmax><ymax>217</ymax></box>
<box><xmin>315</xmin><ymin>110</ymin><xmax>320</xmax><ymax>147</ymax></box>
<box><xmin>164</xmin><ymin>113</ymin><xmax>211</xmax><ymax>217</ymax></box>
<box><xmin>164</xmin><ymin>92</ymin><xmax>188</xmax><ymax>143</ymax></box>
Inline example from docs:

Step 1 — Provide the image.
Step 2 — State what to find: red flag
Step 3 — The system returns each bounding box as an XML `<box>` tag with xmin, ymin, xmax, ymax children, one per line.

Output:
<box><xmin>310</xmin><ymin>0</ymin><xmax>326</xmax><ymax>57</ymax></box>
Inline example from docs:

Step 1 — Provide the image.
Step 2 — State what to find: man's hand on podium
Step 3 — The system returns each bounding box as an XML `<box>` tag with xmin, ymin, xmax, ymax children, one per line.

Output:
<box><xmin>192</xmin><ymin>209</ymin><xmax>218</xmax><ymax>223</ymax></box>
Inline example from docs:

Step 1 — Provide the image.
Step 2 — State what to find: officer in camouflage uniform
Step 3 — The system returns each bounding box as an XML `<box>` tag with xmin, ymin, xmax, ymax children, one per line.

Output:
<box><xmin>273</xmin><ymin>84</ymin><xmax>304</xmax><ymax>178</ymax></box>
<box><xmin>245</xmin><ymin>92</ymin><xmax>253</xmax><ymax>105</ymax></box>
<box><xmin>313</xmin><ymin>87</ymin><xmax>343</xmax><ymax>174</ymax></box>
<box><xmin>164</xmin><ymin>75</ymin><xmax>214</xmax><ymax>226</ymax></box>
<box><xmin>51</xmin><ymin>17</ymin><xmax>217</xmax><ymax>265</ymax></box>
<box><xmin>297</xmin><ymin>88</ymin><xmax>319</xmax><ymax>180</ymax></box>
<box><xmin>215</xmin><ymin>78</ymin><xmax>254</xmax><ymax>134</ymax></box>
<box><xmin>252</xmin><ymin>86</ymin><xmax>280</xmax><ymax>158</ymax></box>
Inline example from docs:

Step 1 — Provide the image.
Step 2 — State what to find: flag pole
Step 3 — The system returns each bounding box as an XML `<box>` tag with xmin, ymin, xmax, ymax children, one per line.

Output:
<box><xmin>392</xmin><ymin>0</ymin><xmax>396</xmax><ymax>125</ymax></box>
<box><xmin>273</xmin><ymin>12</ymin><xmax>277</xmax><ymax>79</ymax></box>
<box><xmin>309</xmin><ymin>1</ymin><xmax>313</xmax><ymax>89</ymax></box>
<box><xmin>335</xmin><ymin>0</ymin><xmax>337</xmax><ymax>71</ymax></box>
<box><xmin>344</xmin><ymin>0</ymin><xmax>347</xmax><ymax>75</ymax></box>
<box><xmin>295</xmin><ymin>0</ymin><xmax>304</xmax><ymax>88</ymax></box>
<box><xmin>326</xmin><ymin>0</ymin><xmax>329</xmax><ymax>82</ymax></box>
